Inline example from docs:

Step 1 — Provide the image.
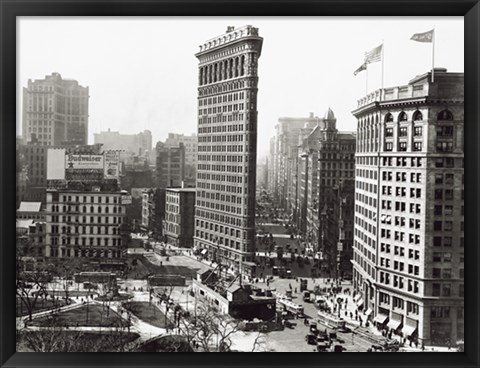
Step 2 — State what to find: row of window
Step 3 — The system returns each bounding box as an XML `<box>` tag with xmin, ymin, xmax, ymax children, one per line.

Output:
<box><xmin>385</xmin><ymin>141</ymin><xmax>423</xmax><ymax>152</ymax></box>
<box><xmin>198</xmin><ymin>80</ymin><xmax>246</xmax><ymax>97</ymax></box>
<box><xmin>199</xmin><ymin>92</ymin><xmax>245</xmax><ymax>106</ymax></box>
<box><xmin>50</xmin><ymin>205</ymin><xmax>123</xmax><ymax>214</ymax></box>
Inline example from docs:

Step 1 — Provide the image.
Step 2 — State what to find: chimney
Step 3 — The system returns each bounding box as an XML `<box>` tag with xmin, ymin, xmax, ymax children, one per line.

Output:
<box><xmin>226</xmin><ymin>26</ymin><xmax>235</xmax><ymax>33</ymax></box>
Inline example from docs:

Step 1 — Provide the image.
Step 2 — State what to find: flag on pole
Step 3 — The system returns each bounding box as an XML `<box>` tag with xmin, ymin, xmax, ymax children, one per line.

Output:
<box><xmin>365</xmin><ymin>44</ymin><xmax>383</xmax><ymax>64</ymax></box>
<box><xmin>353</xmin><ymin>62</ymin><xmax>367</xmax><ymax>76</ymax></box>
<box><xmin>353</xmin><ymin>43</ymin><xmax>383</xmax><ymax>76</ymax></box>
<box><xmin>411</xmin><ymin>29</ymin><xmax>434</xmax><ymax>43</ymax></box>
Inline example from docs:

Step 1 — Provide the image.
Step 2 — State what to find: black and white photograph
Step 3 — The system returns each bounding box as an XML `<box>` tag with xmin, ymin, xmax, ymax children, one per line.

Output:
<box><xmin>15</xmin><ymin>16</ymin><xmax>464</xmax><ymax>353</ymax></box>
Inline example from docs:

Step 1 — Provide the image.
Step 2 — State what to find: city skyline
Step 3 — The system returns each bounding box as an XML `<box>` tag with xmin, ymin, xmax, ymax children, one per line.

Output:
<box><xmin>17</xmin><ymin>17</ymin><xmax>463</xmax><ymax>158</ymax></box>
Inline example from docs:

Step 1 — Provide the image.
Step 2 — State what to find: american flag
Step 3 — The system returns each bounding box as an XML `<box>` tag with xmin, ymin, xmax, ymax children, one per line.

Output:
<box><xmin>353</xmin><ymin>43</ymin><xmax>383</xmax><ymax>76</ymax></box>
<box><xmin>364</xmin><ymin>44</ymin><xmax>383</xmax><ymax>64</ymax></box>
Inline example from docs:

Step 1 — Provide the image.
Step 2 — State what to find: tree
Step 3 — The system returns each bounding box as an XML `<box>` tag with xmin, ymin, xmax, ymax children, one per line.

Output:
<box><xmin>16</xmin><ymin>235</ymin><xmax>53</xmax><ymax>322</ymax></box>
<box><xmin>178</xmin><ymin>304</ymin><xmax>242</xmax><ymax>352</ymax></box>
<box><xmin>19</xmin><ymin>318</ymin><xmax>137</xmax><ymax>352</ymax></box>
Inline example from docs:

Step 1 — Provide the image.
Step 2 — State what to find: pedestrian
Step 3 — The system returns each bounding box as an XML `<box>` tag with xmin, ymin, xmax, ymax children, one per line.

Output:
<box><xmin>421</xmin><ymin>343</ymin><xmax>425</xmax><ymax>351</ymax></box>
<box><xmin>294</xmin><ymin>287</ymin><xmax>297</xmax><ymax>293</ymax></box>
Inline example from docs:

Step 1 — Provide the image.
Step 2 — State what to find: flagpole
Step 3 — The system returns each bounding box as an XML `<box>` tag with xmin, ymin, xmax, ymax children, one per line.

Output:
<box><xmin>366</xmin><ymin>64</ymin><xmax>368</xmax><ymax>95</ymax></box>
<box><xmin>431</xmin><ymin>26</ymin><xmax>436</xmax><ymax>83</ymax></box>
<box><xmin>381</xmin><ymin>41</ymin><xmax>385</xmax><ymax>99</ymax></box>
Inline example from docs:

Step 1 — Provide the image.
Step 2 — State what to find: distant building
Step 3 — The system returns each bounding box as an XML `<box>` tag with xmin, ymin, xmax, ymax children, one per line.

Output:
<box><xmin>22</xmin><ymin>72</ymin><xmax>89</xmax><ymax>146</ymax></box>
<box><xmin>155</xmin><ymin>141</ymin><xmax>185</xmax><ymax>188</ymax></box>
<box><xmin>256</xmin><ymin>158</ymin><xmax>268</xmax><ymax>188</ymax></box>
<box><xmin>165</xmin><ymin>133</ymin><xmax>198</xmax><ymax>183</ymax></box>
<box><xmin>16</xmin><ymin>202</ymin><xmax>44</xmax><ymax>221</ymax></box>
<box><xmin>297</xmin><ymin>109</ymin><xmax>356</xmax><ymax>276</ymax></box>
<box><xmin>269</xmin><ymin>113</ymin><xmax>319</xmax><ymax>214</ymax></box>
<box><xmin>44</xmin><ymin>148</ymin><xmax>128</xmax><ymax>266</ymax></box>
<box><xmin>94</xmin><ymin>129</ymin><xmax>153</xmax><ymax>159</ymax></box>
<box><xmin>352</xmin><ymin>69</ymin><xmax>464</xmax><ymax>346</ymax></box>
<box><xmin>163</xmin><ymin>188</ymin><xmax>196</xmax><ymax>248</ymax></box>
<box><xmin>141</xmin><ymin>188</ymin><xmax>166</xmax><ymax>239</ymax></box>
<box><xmin>16</xmin><ymin>219</ymin><xmax>46</xmax><ymax>258</ymax></box>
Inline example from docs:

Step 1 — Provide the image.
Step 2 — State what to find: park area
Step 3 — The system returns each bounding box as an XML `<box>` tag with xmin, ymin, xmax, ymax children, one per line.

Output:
<box><xmin>29</xmin><ymin>304</ymin><xmax>129</xmax><ymax>328</ymax></box>
<box><xmin>123</xmin><ymin>301</ymin><xmax>174</xmax><ymax>329</ymax></box>
<box><xmin>124</xmin><ymin>254</ymin><xmax>200</xmax><ymax>280</ymax></box>
<box><xmin>16</xmin><ymin>297</ymin><xmax>69</xmax><ymax>317</ymax></box>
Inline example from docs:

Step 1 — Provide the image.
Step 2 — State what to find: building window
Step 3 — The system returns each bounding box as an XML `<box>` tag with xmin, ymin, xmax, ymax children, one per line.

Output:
<box><xmin>437</xmin><ymin>109</ymin><xmax>454</xmax><ymax>121</ymax></box>
<box><xmin>385</xmin><ymin>142</ymin><xmax>393</xmax><ymax>151</ymax></box>
<box><xmin>436</xmin><ymin>141</ymin><xmax>453</xmax><ymax>152</ymax></box>
<box><xmin>413</xmin><ymin>111</ymin><xmax>423</xmax><ymax>121</ymax></box>
<box><xmin>399</xmin><ymin>127</ymin><xmax>408</xmax><ymax>137</ymax></box>
<box><xmin>398</xmin><ymin>142</ymin><xmax>407</xmax><ymax>151</ymax></box>
<box><xmin>385</xmin><ymin>127</ymin><xmax>393</xmax><ymax>137</ymax></box>
<box><xmin>385</xmin><ymin>113</ymin><xmax>393</xmax><ymax>122</ymax></box>
<box><xmin>398</xmin><ymin>112</ymin><xmax>408</xmax><ymax>122</ymax></box>
<box><xmin>413</xmin><ymin>142</ymin><xmax>422</xmax><ymax>151</ymax></box>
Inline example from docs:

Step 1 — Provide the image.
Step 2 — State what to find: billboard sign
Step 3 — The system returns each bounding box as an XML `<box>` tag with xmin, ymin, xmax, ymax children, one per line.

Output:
<box><xmin>46</xmin><ymin>149</ymin><xmax>66</xmax><ymax>180</ymax></box>
<box><xmin>104</xmin><ymin>151</ymin><xmax>120</xmax><ymax>179</ymax></box>
<box><xmin>65</xmin><ymin>154</ymin><xmax>104</xmax><ymax>170</ymax></box>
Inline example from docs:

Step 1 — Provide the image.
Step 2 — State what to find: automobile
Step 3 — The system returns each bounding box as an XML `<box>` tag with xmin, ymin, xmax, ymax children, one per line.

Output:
<box><xmin>303</xmin><ymin>291</ymin><xmax>311</xmax><ymax>302</ymax></box>
<box><xmin>309</xmin><ymin>321</ymin><xmax>318</xmax><ymax>334</ymax></box>
<box><xmin>316</xmin><ymin>342</ymin><xmax>330</xmax><ymax>352</ymax></box>
<box><xmin>305</xmin><ymin>333</ymin><xmax>317</xmax><ymax>345</ymax></box>
<box><xmin>332</xmin><ymin>345</ymin><xmax>345</xmax><ymax>352</ymax></box>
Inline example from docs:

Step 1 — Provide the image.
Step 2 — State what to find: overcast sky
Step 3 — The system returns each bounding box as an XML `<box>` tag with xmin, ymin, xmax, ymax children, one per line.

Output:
<box><xmin>17</xmin><ymin>17</ymin><xmax>464</xmax><ymax>158</ymax></box>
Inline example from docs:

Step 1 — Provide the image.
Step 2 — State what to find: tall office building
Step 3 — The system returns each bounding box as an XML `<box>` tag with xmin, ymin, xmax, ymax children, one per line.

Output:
<box><xmin>22</xmin><ymin>73</ymin><xmax>89</xmax><ymax>146</ymax></box>
<box><xmin>296</xmin><ymin>109</ymin><xmax>356</xmax><ymax>276</ymax></box>
<box><xmin>155</xmin><ymin>141</ymin><xmax>185</xmax><ymax>188</ymax></box>
<box><xmin>352</xmin><ymin>69</ymin><xmax>464</xmax><ymax>346</ymax></box>
<box><xmin>193</xmin><ymin>26</ymin><xmax>263</xmax><ymax>276</ymax></box>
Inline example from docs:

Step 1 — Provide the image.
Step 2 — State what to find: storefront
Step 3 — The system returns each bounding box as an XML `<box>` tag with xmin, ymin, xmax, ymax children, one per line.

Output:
<box><xmin>387</xmin><ymin>312</ymin><xmax>403</xmax><ymax>335</ymax></box>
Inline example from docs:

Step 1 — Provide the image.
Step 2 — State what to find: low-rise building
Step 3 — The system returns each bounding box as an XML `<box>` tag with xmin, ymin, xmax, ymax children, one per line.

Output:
<box><xmin>163</xmin><ymin>188</ymin><xmax>196</xmax><ymax>248</ymax></box>
<box><xmin>17</xmin><ymin>202</ymin><xmax>44</xmax><ymax>221</ymax></box>
<box><xmin>192</xmin><ymin>278</ymin><xmax>276</xmax><ymax>321</ymax></box>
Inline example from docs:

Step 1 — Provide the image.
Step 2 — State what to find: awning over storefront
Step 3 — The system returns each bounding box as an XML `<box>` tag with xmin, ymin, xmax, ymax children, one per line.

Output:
<box><xmin>201</xmin><ymin>249</ymin><xmax>208</xmax><ymax>255</ymax></box>
<box><xmin>387</xmin><ymin>317</ymin><xmax>402</xmax><ymax>331</ymax></box>
<box><xmin>373</xmin><ymin>314</ymin><xmax>389</xmax><ymax>324</ymax></box>
<box><xmin>402</xmin><ymin>325</ymin><xmax>417</xmax><ymax>337</ymax></box>
<box><xmin>356</xmin><ymin>298</ymin><xmax>364</xmax><ymax>307</ymax></box>
<box><xmin>364</xmin><ymin>308</ymin><xmax>373</xmax><ymax>316</ymax></box>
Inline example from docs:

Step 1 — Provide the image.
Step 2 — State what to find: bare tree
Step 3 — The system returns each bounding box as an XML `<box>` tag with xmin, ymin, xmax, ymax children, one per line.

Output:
<box><xmin>178</xmin><ymin>303</ymin><xmax>242</xmax><ymax>352</ymax></box>
<box><xmin>16</xmin><ymin>248</ymin><xmax>53</xmax><ymax>322</ymax></box>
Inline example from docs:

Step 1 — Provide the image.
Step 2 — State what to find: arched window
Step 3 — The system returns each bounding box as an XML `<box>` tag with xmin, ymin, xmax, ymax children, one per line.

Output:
<box><xmin>398</xmin><ymin>111</ymin><xmax>408</xmax><ymax>122</ymax></box>
<box><xmin>228</xmin><ymin>59</ymin><xmax>233</xmax><ymax>78</ymax></box>
<box><xmin>413</xmin><ymin>110</ymin><xmax>423</xmax><ymax>121</ymax></box>
<box><xmin>384</xmin><ymin>113</ymin><xmax>393</xmax><ymax>122</ymax></box>
<box><xmin>437</xmin><ymin>109</ymin><xmax>453</xmax><ymax>120</ymax></box>
<box><xmin>90</xmin><ymin>206</ymin><xmax>94</xmax><ymax>213</ymax></box>
<box><xmin>98</xmin><ymin>206</ymin><xmax>101</xmax><ymax>213</ymax></box>
<box><xmin>240</xmin><ymin>55</ymin><xmax>245</xmax><ymax>76</ymax></box>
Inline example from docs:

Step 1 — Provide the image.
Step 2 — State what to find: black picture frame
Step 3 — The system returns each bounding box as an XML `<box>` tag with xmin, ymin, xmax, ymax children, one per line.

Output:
<box><xmin>1</xmin><ymin>1</ymin><xmax>478</xmax><ymax>367</ymax></box>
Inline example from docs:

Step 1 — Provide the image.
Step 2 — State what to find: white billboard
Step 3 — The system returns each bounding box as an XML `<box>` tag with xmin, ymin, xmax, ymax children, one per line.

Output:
<box><xmin>104</xmin><ymin>150</ymin><xmax>120</xmax><ymax>179</ymax></box>
<box><xmin>46</xmin><ymin>149</ymin><xmax>66</xmax><ymax>180</ymax></box>
<box><xmin>65</xmin><ymin>154</ymin><xmax>104</xmax><ymax>170</ymax></box>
